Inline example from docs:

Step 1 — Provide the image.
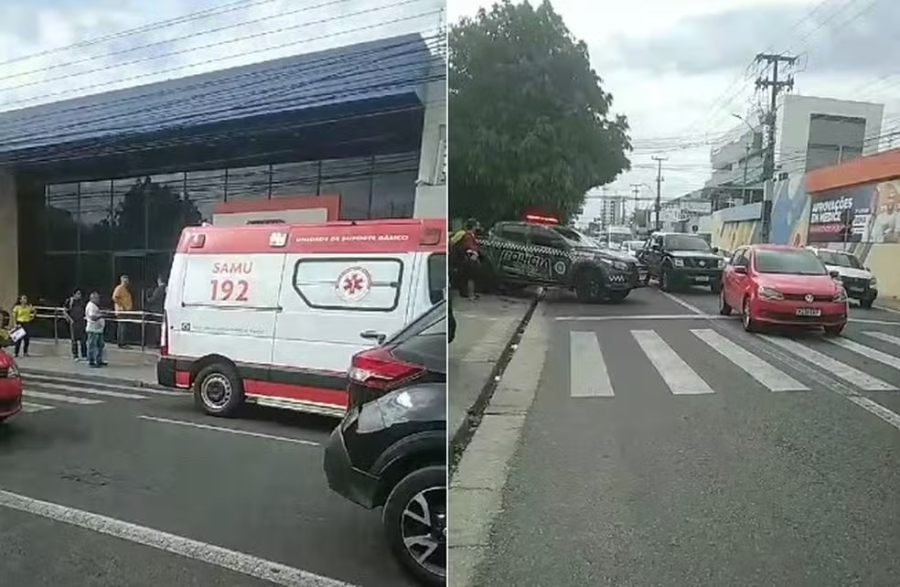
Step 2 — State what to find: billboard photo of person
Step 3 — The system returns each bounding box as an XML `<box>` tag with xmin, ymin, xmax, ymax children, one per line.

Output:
<box><xmin>869</xmin><ymin>180</ymin><xmax>899</xmax><ymax>244</ymax></box>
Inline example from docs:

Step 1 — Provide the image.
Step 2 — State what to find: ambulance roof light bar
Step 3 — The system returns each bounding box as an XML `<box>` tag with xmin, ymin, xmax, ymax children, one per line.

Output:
<box><xmin>525</xmin><ymin>214</ymin><xmax>559</xmax><ymax>225</ymax></box>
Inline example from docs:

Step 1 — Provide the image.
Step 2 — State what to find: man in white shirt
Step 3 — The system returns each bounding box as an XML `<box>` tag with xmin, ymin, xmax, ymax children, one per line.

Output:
<box><xmin>85</xmin><ymin>291</ymin><xmax>107</xmax><ymax>368</ymax></box>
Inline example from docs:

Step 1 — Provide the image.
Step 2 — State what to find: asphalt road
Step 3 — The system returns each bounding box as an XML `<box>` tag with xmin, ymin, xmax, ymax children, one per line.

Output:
<box><xmin>0</xmin><ymin>373</ymin><xmax>415</xmax><ymax>587</ymax></box>
<box><xmin>475</xmin><ymin>284</ymin><xmax>900</xmax><ymax>587</ymax></box>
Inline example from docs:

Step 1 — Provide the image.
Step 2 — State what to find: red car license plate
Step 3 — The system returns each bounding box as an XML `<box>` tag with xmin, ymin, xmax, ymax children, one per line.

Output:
<box><xmin>795</xmin><ymin>308</ymin><xmax>822</xmax><ymax>317</ymax></box>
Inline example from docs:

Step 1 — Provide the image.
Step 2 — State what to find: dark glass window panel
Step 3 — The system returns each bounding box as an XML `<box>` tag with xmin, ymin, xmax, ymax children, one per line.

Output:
<box><xmin>147</xmin><ymin>172</ymin><xmax>190</xmax><ymax>250</ymax></box>
<box><xmin>370</xmin><ymin>152</ymin><xmax>417</xmax><ymax>219</ymax></box>
<box><xmin>38</xmin><ymin>253</ymin><xmax>77</xmax><ymax>307</ymax></box>
<box><xmin>80</xmin><ymin>180</ymin><xmax>113</xmax><ymax>251</ymax></box>
<box><xmin>805</xmin><ymin>145</ymin><xmax>841</xmax><ymax>172</ymax></box>
<box><xmin>271</xmin><ymin>161</ymin><xmax>319</xmax><ymax>198</ymax></box>
<box><xmin>46</xmin><ymin>183</ymin><xmax>79</xmax><ymax>251</ymax></box>
<box><xmin>112</xmin><ymin>177</ymin><xmax>148</xmax><ymax>251</ymax></box>
<box><xmin>185</xmin><ymin>169</ymin><xmax>225</xmax><ymax>224</ymax></box>
<box><xmin>321</xmin><ymin>157</ymin><xmax>373</xmax><ymax>220</ymax></box>
<box><xmin>226</xmin><ymin>165</ymin><xmax>271</xmax><ymax>201</ymax></box>
<box><xmin>146</xmin><ymin>252</ymin><xmax>174</xmax><ymax>288</ymax></box>
<box><xmin>79</xmin><ymin>253</ymin><xmax>113</xmax><ymax>304</ymax></box>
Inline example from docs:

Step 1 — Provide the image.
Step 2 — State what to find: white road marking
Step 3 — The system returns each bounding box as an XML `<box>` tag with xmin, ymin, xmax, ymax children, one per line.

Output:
<box><xmin>873</xmin><ymin>303</ymin><xmax>900</xmax><ymax>315</ymax></box>
<box><xmin>138</xmin><ymin>416</ymin><xmax>320</xmax><ymax>447</ymax></box>
<box><xmin>846</xmin><ymin>396</ymin><xmax>900</xmax><ymax>432</ymax></box>
<box><xmin>30</xmin><ymin>383</ymin><xmax>147</xmax><ymax>400</ymax></box>
<box><xmin>23</xmin><ymin>374</ymin><xmax>183</xmax><ymax>396</ymax></box>
<box><xmin>691</xmin><ymin>329</ymin><xmax>808</xmax><ymax>392</ymax></box>
<box><xmin>658</xmin><ymin>290</ymin><xmax>706</xmax><ymax>315</ymax></box>
<box><xmin>555</xmin><ymin>314</ymin><xmax>726</xmax><ymax>322</ymax></box>
<box><xmin>0</xmin><ymin>489</ymin><xmax>355</xmax><ymax>587</ymax></box>
<box><xmin>849</xmin><ymin>318</ymin><xmax>900</xmax><ymax>326</ymax></box>
<box><xmin>23</xmin><ymin>391</ymin><xmax>103</xmax><ymax>405</ymax></box>
<box><xmin>569</xmin><ymin>331</ymin><xmax>613</xmax><ymax>397</ymax></box>
<box><xmin>759</xmin><ymin>335</ymin><xmax>896</xmax><ymax>391</ymax></box>
<box><xmin>631</xmin><ymin>330</ymin><xmax>714</xmax><ymax>395</ymax></box>
<box><xmin>827</xmin><ymin>337</ymin><xmax>900</xmax><ymax>372</ymax></box>
<box><xmin>21</xmin><ymin>402</ymin><xmax>55</xmax><ymax>413</ymax></box>
<box><xmin>865</xmin><ymin>331</ymin><xmax>900</xmax><ymax>347</ymax></box>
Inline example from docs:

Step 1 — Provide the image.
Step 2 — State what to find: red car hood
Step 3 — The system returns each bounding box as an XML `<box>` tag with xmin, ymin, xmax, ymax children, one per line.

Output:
<box><xmin>757</xmin><ymin>274</ymin><xmax>839</xmax><ymax>296</ymax></box>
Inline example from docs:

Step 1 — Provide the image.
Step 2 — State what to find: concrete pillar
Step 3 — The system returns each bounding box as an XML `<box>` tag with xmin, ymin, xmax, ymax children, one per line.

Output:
<box><xmin>413</xmin><ymin>74</ymin><xmax>447</xmax><ymax>220</ymax></box>
<box><xmin>0</xmin><ymin>167</ymin><xmax>17</xmax><ymax>311</ymax></box>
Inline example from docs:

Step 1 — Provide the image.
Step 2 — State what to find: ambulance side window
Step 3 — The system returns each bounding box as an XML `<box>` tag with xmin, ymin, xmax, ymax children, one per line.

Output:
<box><xmin>428</xmin><ymin>253</ymin><xmax>446</xmax><ymax>305</ymax></box>
<box><xmin>293</xmin><ymin>258</ymin><xmax>403</xmax><ymax>312</ymax></box>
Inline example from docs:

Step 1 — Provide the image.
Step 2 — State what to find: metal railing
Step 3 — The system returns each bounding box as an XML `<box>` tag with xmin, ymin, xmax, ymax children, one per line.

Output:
<box><xmin>29</xmin><ymin>306</ymin><xmax>164</xmax><ymax>353</ymax></box>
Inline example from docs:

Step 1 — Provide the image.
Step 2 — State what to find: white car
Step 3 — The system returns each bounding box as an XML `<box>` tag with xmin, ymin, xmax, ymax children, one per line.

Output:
<box><xmin>807</xmin><ymin>247</ymin><xmax>878</xmax><ymax>308</ymax></box>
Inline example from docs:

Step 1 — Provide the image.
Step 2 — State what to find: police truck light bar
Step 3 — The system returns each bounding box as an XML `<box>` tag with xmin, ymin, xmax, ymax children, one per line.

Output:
<box><xmin>525</xmin><ymin>214</ymin><xmax>559</xmax><ymax>225</ymax></box>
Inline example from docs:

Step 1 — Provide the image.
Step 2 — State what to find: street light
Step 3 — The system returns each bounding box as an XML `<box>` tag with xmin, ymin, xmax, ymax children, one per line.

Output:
<box><xmin>731</xmin><ymin>113</ymin><xmax>757</xmax><ymax>204</ymax></box>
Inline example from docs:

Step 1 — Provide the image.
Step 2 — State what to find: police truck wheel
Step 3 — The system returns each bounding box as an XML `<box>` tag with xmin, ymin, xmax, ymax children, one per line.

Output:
<box><xmin>575</xmin><ymin>270</ymin><xmax>605</xmax><ymax>303</ymax></box>
<box><xmin>194</xmin><ymin>363</ymin><xmax>244</xmax><ymax>417</ymax></box>
<box><xmin>607</xmin><ymin>290</ymin><xmax>630</xmax><ymax>303</ymax></box>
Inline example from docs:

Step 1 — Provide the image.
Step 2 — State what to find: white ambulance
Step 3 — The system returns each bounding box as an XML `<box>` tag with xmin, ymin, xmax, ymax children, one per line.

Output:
<box><xmin>157</xmin><ymin>219</ymin><xmax>446</xmax><ymax>418</ymax></box>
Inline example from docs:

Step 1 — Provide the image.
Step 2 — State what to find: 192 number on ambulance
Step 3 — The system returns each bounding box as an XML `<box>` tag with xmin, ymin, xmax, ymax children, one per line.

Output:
<box><xmin>211</xmin><ymin>279</ymin><xmax>249</xmax><ymax>302</ymax></box>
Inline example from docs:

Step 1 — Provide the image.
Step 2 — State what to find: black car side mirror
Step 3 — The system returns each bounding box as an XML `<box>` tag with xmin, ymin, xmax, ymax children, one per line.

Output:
<box><xmin>829</xmin><ymin>270</ymin><xmax>841</xmax><ymax>279</ymax></box>
<box><xmin>712</xmin><ymin>246</ymin><xmax>719</xmax><ymax>254</ymax></box>
<box><xmin>651</xmin><ymin>244</ymin><xmax>660</xmax><ymax>251</ymax></box>
<box><xmin>733</xmin><ymin>266</ymin><xmax>747</xmax><ymax>275</ymax></box>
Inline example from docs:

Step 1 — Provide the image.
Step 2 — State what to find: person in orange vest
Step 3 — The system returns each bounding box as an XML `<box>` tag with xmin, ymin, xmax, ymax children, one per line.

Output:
<box><xmin>112</xmin><ymin>275</ymin><xmax>134</xmax><ymax>349</ymax></box>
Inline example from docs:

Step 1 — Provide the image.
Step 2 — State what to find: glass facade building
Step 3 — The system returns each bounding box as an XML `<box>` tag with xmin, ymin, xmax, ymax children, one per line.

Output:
<box><xmin>20</xmin><ymin>151</ymin><xmax>420</xmax><ymax>307</ymax></box>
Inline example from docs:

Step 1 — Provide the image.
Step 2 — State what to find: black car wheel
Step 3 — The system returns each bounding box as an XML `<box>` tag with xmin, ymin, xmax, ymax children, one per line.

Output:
<box><xmin>859</xmin><ymin>296</ymin><xmax>874</xmax><ymax>309</ymax></box>
<box><xmin>824</xmin><ymin>323</ymin><xmax>845</xmax><ymax>337</ymax></box>
<box><xmin>383</xmin><ymin>466</ymin><xmax>446</xmax><ymax>586</ymax></box>
<box><xmin>742</xmin><ymin>297</ymin><xmax>758</xmax><ymax>333</ymax></box>
<box><xmin>660</xmin><ymin>267</ymin><xmax>674</xmax><ymax>292</ymax></box>
<box><xmin>193</xmin><ymin>363</ymin><xmax>244</xmax><ymax>417</ymax></box>
<box><xmin>575</xmin><ymin>269</ymin><xmax>606</xmax><ymax>303</ymax></box>
<box><xmin>718</xmin><ymin>289</ymin><xmax>732</xmax><ymax>316</ymax></box>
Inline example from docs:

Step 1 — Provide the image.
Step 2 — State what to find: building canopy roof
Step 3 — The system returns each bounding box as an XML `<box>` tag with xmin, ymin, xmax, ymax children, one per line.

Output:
<box><xmin>0</xmin><ymin>33</ymin><xmax>436</xmax><ymax>162</ymax></box>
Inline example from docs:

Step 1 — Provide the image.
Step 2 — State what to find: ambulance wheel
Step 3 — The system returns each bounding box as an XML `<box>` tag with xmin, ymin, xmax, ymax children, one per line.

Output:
<box><xmin>194</xmin><ymin>363</ymin><xmax>244</xmax><ymax>417</ymax></box>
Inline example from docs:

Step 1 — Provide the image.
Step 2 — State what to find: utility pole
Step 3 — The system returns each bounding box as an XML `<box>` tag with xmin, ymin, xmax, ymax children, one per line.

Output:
<box><xmin>651</xmin><ymin>156</ymin><xmax>667</xmax><ymax>231</ymax></box>
<box><xmin>755</xmin><ymin>52</ymin><xmax>796</xmax><ymax>243</ymax></box>
<box><xmin>741</xmin><ymin>144</ymin><xmax>750</xmax><ymax>204</ymax></box>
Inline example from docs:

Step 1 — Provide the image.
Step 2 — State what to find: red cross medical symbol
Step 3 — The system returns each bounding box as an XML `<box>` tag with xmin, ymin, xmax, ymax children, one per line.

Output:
<box><xmin>343</xmin><ymin>273</ymin><xmax>366</xmax><ymax>295</ymax></box>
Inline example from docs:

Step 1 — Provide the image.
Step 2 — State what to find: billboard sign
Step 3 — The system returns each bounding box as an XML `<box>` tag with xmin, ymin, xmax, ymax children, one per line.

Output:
<box><xmin>807</xmin><ymin>180</ymin><xmax>900</xmax><ymax>244</ymax></box>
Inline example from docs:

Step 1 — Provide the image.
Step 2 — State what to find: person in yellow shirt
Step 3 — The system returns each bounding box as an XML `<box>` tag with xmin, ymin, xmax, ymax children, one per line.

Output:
<box><xmin>112</xmin><ymin>275</ymin><xmax>134</xmax><ymax>349</ymax></box>
<box><xmin>11</xmin><ymin>294</ymin><xmax>35</xmax><ymax>357</ymax></box>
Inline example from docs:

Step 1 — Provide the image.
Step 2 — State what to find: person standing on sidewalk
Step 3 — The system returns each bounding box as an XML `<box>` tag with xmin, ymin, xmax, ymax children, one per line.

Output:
<box><xmin>11</xmin><ymin>295</ymin><xmax>35</xmax><ymax>358</ymax></box>
<box><xmin>146</xmin><ymin>275</ymin><xmax>167</xmax><ymax>348</ymax></box>
<box><xmin>64</xmin><ymin>288</ymin><xmax>88</xmax><ymax>361</ymax></box>
<box><xmin>451</xmin><ymin>218</ymin><xmax>482</xmax><ymax>300</ymax></box>
<box><xmin>85</xmin><ymin>291</ymin><xmax>107</xmax><ymax>368</ymax></box>
<box><xmin>112</xmin><ymin>275</ymin><xmax>133</xmax><ymax>349</ymax></box>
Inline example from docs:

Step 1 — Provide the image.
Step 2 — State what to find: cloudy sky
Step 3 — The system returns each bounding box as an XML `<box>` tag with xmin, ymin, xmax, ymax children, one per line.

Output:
<box><xmin>450</xmin><ymin>0</ymin><xmax>900</xmax><ymax>224</ymax></box>
<box><xmin>0</xmin><ymin>0</ymin><xmax>444</xmax><ymax>112</ymax></box>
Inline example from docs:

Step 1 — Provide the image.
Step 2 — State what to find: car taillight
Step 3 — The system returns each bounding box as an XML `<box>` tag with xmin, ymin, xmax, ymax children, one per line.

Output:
<box><xmin>159</xmin><ymin>311</ymin><xmax>169</xmax><ymax>356</ymax></box>
<box><xmin>348</xmin><ymin>348</ymin><xmax>425</xmax><ymax>391</ymax></box>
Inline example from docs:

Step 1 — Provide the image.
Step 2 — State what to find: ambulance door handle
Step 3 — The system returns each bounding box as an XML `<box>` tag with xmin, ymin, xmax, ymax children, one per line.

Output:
<box><xmin>360</xmin><ymin>330</ymin><xmax>387</xmax><ymax>345</ymax></box>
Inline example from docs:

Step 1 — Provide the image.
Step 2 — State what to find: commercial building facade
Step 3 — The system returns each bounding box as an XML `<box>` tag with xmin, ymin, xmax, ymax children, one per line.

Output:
<box><xmin>0</xmin><ymin>34</ymin><xmax>446</xmax><ymax>310</ymax></box>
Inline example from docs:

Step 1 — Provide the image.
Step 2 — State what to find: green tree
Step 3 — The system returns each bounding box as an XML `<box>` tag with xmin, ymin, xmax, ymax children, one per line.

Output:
<box><xmin>449</xmin><ymin>0</ymin><xmax>631</xmax><ymax>225</ymax></box>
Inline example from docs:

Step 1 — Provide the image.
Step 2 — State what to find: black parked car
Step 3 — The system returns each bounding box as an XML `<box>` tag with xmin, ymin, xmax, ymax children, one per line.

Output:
<box><xmin>324</xmin><ymin>300</ymin><xmax>447</xmax><ymax>586</ymax></box>
<box><xmin>637</xmin><ymin>232</ymin><xmax>726</xmax><ymax>293</ymax></box>
<box><xmin>478</xmin><ymin>220</ymin><xmax>647</xmax><ymax>303</ymax></box>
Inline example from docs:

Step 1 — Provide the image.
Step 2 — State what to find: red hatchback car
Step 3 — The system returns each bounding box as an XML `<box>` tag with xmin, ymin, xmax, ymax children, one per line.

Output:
<box><xmin>0</xmin><ymin>349</ymin><xmax>23</xmax><ymax>422</ymax></box>
<box><xmin>719</xmin><ymin>245</ymin><xmax>848</xmax><ymax>335</ymax></box>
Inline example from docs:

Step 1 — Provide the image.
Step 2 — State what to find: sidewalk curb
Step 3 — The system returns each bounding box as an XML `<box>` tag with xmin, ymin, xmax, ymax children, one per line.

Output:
<box><xmin>448</xmin><ymin>301</ymin><xmax>549</xmax><ymax>587</ymax></box>
<box><xmin>20</xmin><ymin>368</ymin><xmax>165</xmax><ymax>390</ymax></box>
<box><xmin>449</xmin><ymin>290</ymin><xmax>540</xmax><ymax>473</ymax></box>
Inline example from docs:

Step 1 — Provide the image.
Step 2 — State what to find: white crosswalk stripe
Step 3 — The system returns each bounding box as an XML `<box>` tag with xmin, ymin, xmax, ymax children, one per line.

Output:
<box><xmin>691</xmin><ymin>329</ymin><xmax>809</xmax><ymax>392</ymax></box>
<box><xmin>21</xmin><ymin>402</ymin><xmax>55</xmax><ymax>413</ymax></box>
<box><xmin>826</xmin><ymin>338</ymin><xmax>900</xmax><ymax>372</ymax></box>
<box><xmin>864</xmin><ymin>331</ymin><xmax>900</xmax><ymax>348</ymax></box>
<box><xmin>759</xmin><ymin>335</ymin><xmax>897</xmax><ymax>391</ymax></box>
<box><xmin>23</xmin><ymin>390</ymin><xmax>103</xmax><ymax>405</ymax></box>
<box><xmin>631</xmin><ymin>330</ymin><xmax>714</xmax><ymax>395</ymax></box>
<box><xmin>569</xmin><ymin>331</ymin><xmax>613</xmax><ymax>397</ymax></box>
<box><xmin>29</xmin><ymin>382</ymin><xmax>148</xmax><ymax>400</ymax></box>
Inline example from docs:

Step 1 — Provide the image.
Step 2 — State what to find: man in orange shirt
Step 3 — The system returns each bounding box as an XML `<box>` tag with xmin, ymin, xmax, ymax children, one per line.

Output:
<box><xmin>112</xmin><ymin>275</ymin><xmax>134</xmax><ymax>349</ymax></box>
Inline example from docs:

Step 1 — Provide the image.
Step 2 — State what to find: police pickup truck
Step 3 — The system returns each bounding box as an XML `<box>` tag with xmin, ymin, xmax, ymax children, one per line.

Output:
<box><xmin>478</xmin><ymin>219</ymin><xmax>647</xmax><ymax>303</ymax></box>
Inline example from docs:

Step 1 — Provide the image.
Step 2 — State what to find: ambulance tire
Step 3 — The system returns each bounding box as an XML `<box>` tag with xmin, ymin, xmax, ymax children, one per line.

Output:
<box><xmin>383</xmin><ymin>465</ymin><xmax>446</xmax><ymax>586</ymax></box>
<box><xmin>194</xmin><ymin>363</ymin><xmax>244</xmax><ymax>418</ymax></box>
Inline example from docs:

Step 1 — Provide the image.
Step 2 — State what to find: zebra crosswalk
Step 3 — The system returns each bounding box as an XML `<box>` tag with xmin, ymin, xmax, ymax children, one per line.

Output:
<box><xmin>566</xmin><ymin>328</ymin><xmax>900</xmax><ymax>398</ymax></box>
<box><xmin>16</xmin><ymin>374</ymin><xmax>182</xmax><ymax>415</ymax></box>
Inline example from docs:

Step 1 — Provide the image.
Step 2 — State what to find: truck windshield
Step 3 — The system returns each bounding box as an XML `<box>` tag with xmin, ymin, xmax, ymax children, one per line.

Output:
<box><xmin>818</xmin><ymin>250</ymin><xmax>862</xmax><ymax>269</ymax></box>
<box><xmin>608</xmin><ymin>232</ymin><xmax>630</xmax><ymax>245</ymax></box>
<box><xmin>664</xmin><ymin>234</ymin><xmax>710</xmax><ymax>252</ymax></box>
